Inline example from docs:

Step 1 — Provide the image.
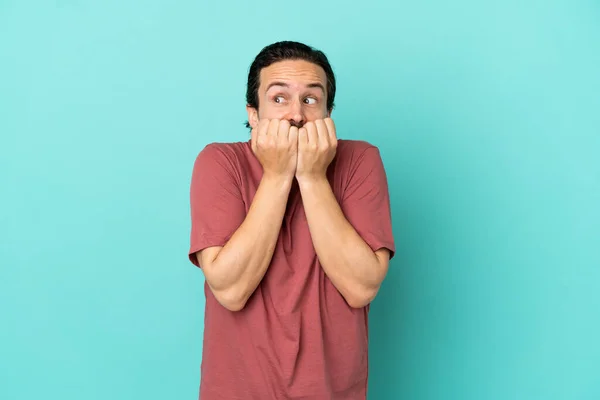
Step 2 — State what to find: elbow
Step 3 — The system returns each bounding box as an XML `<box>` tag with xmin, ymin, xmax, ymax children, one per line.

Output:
<box><xmin>343</xmin><ymin>255</ymin><xmax>389</xmax><ymax>309</ymax></box>
<box><xmin>212</xmin><ymin>287</ymin><xmax>250</xmax><ymax>312</ymax></box>
<box><xmin>203</xmin><ymin>263</ymin><xmax>251</xmax><ymax>312</ymax></box>
<box><xmin>221</xmin><ymin>299</ymin><xmax>248</xmax><ymax>312</ymax></box>
<box><xmin>345</xmin><ymin>285</ymin><xmax>380</xmax><ymax>309</ymax></box>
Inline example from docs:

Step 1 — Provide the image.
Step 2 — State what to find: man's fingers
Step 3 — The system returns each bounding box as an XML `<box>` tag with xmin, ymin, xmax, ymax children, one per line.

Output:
<box><xmin>324</xmin><ymin>118</ymin><xmax>337</xmax><ymax>143</ymax></box>
<box><xmin>251</xmin><ymin>127</ymin><xmax>258</xmax><ymax>152</ymax></box>
<box><xmin>305</xmin><ymin>122</ymin><xmax>318</xmax><ymax>146</ymax></box>
<box><xmin>268</xmin><ymin>119</ymin><xmax>280</xmax><ymax>139</ymax></box>
<box><xmin>257</xmin><ymin>119</ymin><xmax>270</xmax><ymax>136</ymax></box>
<box><xmin>289</xmin><ymin>126</ymin><xmax>299</xmax><ymax>145</ymax></box>
<box><xmin>278</xmin><ymin>120</ymin><xmax>291</xmax><ymax>142</ymax></box>
<box><xmin>298</xmin><ymin>127</ymin><xmax>308</xmax><ymax>147</ymax></box>
<box><xmin>314</xmin><ymin>119</ymin><xmax>329</xmax><ymax>147</ymax></box>
<box><xmin>253</xmin><ymin>119</ymin><xmax>269</xmax><ymax>149</ymax></box>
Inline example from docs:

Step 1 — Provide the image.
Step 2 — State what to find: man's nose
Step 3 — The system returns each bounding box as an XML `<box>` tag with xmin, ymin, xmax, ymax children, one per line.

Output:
<box><xmin>285</xmin><ymin>100</ymin><xmax>305</xmax><ymax>128</ymax></box>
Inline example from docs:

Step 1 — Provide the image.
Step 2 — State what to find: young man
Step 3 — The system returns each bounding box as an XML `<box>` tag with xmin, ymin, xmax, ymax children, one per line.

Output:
<box><xmin>188</xmin><ymin>41</ymin><xmax>395</xmax><ymax>399</ymax></box>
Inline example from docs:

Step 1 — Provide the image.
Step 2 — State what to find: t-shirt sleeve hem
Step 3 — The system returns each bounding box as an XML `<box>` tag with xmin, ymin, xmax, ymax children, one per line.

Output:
<box><xmin>361</xmin><ymin>234</ymin><xmax>396</xmax><ymax>260</ymax></box>
<box><xmin>188</xmin><ymin>236</ymin><xmax>229</xmax><ymax>268</ymax></box>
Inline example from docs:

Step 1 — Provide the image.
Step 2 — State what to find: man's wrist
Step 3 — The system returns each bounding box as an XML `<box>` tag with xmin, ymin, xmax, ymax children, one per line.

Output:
<box><xmin>262</xmin><ymin>172</ymin><xmax>295</xmax><ymax>192</ymax></box>
<box><xmin>296</xmin><ymin>173</ymin><xmax>329</xmax><ymax>190</ymax></box>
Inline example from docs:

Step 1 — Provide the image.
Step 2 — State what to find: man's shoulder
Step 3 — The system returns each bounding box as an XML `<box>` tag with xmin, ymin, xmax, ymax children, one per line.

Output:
<box><xmin>192</xmin><ymin>140</ymin><xmax>254</xmax><ymax>180</ymax></box>
<box><xmin>336</xmin><ymin>139</ymin><xmax>381</xmax><ymax>163</ymax></box>
<box><xmin>200</xmin><ymin>140</ymin><xmax>251</xmax><ymax>156</ymax></box>
<box><xmin>196</xmin><ymin>140</ymin><xmax>252</xmax><ymax>164</ymax></box>
<box><xmin>337</xmin><ymin>139</ymin><xmax>378</xmax><ymax>152</ymax></box>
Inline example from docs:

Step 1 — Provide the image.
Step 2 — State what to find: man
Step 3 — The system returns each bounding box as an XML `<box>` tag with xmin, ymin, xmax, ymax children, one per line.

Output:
<box><xmin>188</xmin><ymin>41</ymin><xmax>395</xmax><ymax>399</ymax></box>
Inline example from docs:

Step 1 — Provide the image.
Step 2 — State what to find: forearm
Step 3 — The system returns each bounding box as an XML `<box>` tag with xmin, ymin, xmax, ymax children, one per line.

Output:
<box><xmin>205</xmin><ymin>174</ymin><xmax>292</xmax><ymax>310</ymax></box>
<box><xmin>298</xmin><ymin>176</ymin><xmax>387</xmax><ymax>308</ymax></box>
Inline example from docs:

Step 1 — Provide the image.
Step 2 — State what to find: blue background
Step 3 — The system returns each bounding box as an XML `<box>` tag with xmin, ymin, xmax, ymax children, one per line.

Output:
<box><xmin>1</xmin><ymin>1</ymin><xmax>599</xmax><ymax>399</ymax></box>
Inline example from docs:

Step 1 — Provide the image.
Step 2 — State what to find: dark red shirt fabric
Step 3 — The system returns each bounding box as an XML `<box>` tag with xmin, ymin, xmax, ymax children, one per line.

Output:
<box><xmin>188</xmin><ymin>139</ymin><xmax>395</xmax><ymax>399</ymax></box>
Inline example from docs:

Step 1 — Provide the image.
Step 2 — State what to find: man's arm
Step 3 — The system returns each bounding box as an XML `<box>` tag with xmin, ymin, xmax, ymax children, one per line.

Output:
<box><xmin>196</xmin><ymin>175</ymin><xmax>292</xmax><ymax>311</ymax></box>
<box><xmin>190</xmin><ymin>119</ymin><xmax>298</xmax><ymax>311</ymax></box>
<box><xmin>298</xmin><ymin>176</ymin><xmax>390</xmax><ymax>308</ymax></box>
<box><xmin>296</xmin><ymin>119</ymin><xmax>394</xmax><ymax>308</ymax></box>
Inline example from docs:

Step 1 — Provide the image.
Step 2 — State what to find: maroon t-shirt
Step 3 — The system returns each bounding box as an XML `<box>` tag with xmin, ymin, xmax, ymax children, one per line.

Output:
<box><xmin>188</xmin><ymin>139</ymin><xmax>395</xmax><ymax>399</ymax></box>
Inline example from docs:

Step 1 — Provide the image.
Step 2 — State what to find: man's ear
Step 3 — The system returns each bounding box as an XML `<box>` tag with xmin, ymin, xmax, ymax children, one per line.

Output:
<box><xmin>246</xmin><ymin>106</ymin><xmax>259</xmax><ymax>129</ymax></box>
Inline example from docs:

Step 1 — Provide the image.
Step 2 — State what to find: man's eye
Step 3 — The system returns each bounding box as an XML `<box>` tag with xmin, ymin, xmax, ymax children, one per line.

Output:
<box><xmin>274</xmin><ymin>96</ymin><xmax>285</xmax><ymax>104</ymax></box>
<box><xmin>304</xmin><ymin>97</ymin><xmax>317</xmax><ymax>105</ymax></box>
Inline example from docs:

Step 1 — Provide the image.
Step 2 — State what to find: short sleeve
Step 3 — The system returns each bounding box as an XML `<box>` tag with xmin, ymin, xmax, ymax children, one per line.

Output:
<box><xmin>188</xmin><ymin>144</ymin><xmax>246</xmax><ymax>267</ymax></box>
<box><xmin>341</xmin><ymin>146</ymin><xmax>395</xmax><ymax>259</ymax></box>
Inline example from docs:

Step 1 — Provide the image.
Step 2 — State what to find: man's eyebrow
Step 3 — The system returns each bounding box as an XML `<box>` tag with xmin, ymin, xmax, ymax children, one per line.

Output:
<box><xmin>306</xmin><ymin>83</ymin><xmax>326</xmax><ymax>92</ymax></box>
<box><xmin>265</xmin><ymin>82</ymin><xmax>289</xmax><ymax>91</ymax></box>
<box><xmin>265</xmin><ymin>82</ymin><xmax>325</xmax><ymax>92</ymax></box>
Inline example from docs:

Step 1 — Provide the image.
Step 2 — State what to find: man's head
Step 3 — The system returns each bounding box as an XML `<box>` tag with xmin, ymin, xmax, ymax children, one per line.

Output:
<box><xmin>245</xmin><ymin>41</ymin><xmax>336</xmax><ymax>130</ymax></box>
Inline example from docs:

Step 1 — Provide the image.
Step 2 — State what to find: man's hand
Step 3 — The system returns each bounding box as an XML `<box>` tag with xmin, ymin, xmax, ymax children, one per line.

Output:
<box><xmin>252</xmin><ymin>119</ymin><xmax>299</xmax><ymax>180</ymax></box>
<box><xmin>296</xmin><ymin>118</ymin><xmax>337</xmax><ymax>181</ymax></box>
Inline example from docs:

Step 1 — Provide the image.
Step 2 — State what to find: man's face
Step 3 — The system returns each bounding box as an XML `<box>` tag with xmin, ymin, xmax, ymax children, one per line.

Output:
<box><xmin>247</xmin><ymin>60</ymin><xmax>330</xmax><ymax>129</ymax></box>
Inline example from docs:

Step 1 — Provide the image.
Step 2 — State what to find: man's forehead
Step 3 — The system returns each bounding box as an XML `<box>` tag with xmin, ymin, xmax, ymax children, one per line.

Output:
<box><xmin>260</xmin><ymin>60</ymin><xmax>326</xmax><ymax>89</ymax></box>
